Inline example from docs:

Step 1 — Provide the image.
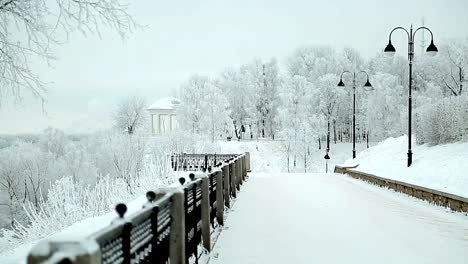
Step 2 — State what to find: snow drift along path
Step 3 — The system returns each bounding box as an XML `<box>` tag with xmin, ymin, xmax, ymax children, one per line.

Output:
<box><xmin>210</xmin><ymin>173</ymin><xmax>468</xmax><ymax>264</ymax></box>
<box><xmin>342</xmin><ymin>136</ymin><xmax>468</xmax><ymax>197</ymax></box>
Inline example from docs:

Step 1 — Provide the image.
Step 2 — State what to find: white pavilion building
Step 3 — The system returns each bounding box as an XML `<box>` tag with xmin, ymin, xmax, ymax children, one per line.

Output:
<box><xmin>146</xmin><ymin>97</ymin><xmax>181</xmax><ymax>135</ymax></box>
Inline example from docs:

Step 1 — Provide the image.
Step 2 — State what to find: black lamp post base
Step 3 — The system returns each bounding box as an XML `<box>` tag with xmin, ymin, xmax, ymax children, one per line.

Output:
<box><xmin>352</xmin><ymin>150</ymin><xmax>356</xmax><ymax>159</ymax></box>
<box><xmin>407</xmin><ymin>151</ymin><xmax>413</xmax><ymax>167</ymax></box>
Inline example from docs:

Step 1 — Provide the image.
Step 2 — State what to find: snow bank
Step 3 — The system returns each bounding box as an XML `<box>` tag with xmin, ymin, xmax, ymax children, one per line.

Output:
<box><xmin>342</xmin><ymin>136</ymin><xmax>468</xmax><ymax>197</ymax></box>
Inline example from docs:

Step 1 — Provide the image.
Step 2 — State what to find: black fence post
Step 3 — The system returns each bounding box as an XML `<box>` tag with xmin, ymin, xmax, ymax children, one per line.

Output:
<box><xmin>114</xmin><ymin>203</ymin><xmax>132</xmax><ymax>264</ymax></box>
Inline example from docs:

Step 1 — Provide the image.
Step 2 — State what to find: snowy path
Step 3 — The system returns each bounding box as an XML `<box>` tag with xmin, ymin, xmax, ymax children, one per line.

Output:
<box><xmin>209</xmin><ymin>173</ymin><xmax>468</xmax><ymax>264</ymax></box>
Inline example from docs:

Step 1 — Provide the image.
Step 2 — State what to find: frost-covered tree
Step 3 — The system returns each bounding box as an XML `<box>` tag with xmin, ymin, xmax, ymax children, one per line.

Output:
<box><xmin>277</xmin><ymin>75</ymin><xmax>326</xmax><ymax>172</ymax></box>
<box><xmin>364</xmin><ymin>73</ymin><xmax>405</xmax><ymax>140</ymax></box>
<box><xmin>333</xmin><ymin>48</ymin><xmax>368</xmax><ymax>144</ymax></box>
<box><xmin>178</xmin><ymin>75</ymin><xmax>209</xmax><ymax>134</ymax></box>
<box><xmin>178</xmin><ymin>75</ymin><xmax>231</xmax><ymax>141</ymax></box>
<box><xmin>108</xmin><ymin>134</ymin><xmax>147</xmax><ymax>194</ymax></box>
<box><xmin>368</xmin><ymin>52</ymin><xmax>408</xmax><ymax>87</ymax></box>
<box><xmin>277</xmin><ymin>75</ymin><xmax>309</xmax><ymax>170</ymax></box>
<box><xmin>0</xmin><ymin>0</ymin><xmax>138</xmax><ymax>105</ymax></box>
<box><xmin>38</xmin><ymin>127</ymin><xmax>68</xmax><ymax>158</ymax></box>
<box><xmin>415</xmin><ymin>94</ymin><xmax>468</xmax><ymax>144</ymax></box>
<box><xmin>200</xmin><ymin>82</ymin><xmax>232</xmax><ymax>142</ymax></box>
<box><xmin>439</xmin><ymin>38</ymin><xmax>468</xmax><ymax>96</ymax></box>
<box><xmin>287</xmin><ymin>45</ymin><xmax>341</xmax><ymax>82</ymax></box>
<box><xmin>414</xmin><ymin>38</ymin><xmax>468</xmax><ymax>97</ymax></box>
<box><xmin>62</xmin><ymin>142</ymin><xmax>98</xmax><ymax>185</ymax></box>
<box><xmin>314</xmin><ymin>74</ymin><xmax>346</xmax><ymax>152</ymax></box>
<box><xmin>242</xmin><ymin>58</ymin><xmax>281</xmax><ymax>139</ymax></box>
<box><xmin>218</xmin><ymin>68</ymin><xmax>253</xmax><ymax>140</ymax></box>
<box><xmin>340</xmin><ymin>47</ymin><xmax>365</xmax><ymax>72</ymax></box>
<box><xmin>0</xmin><ymin>142</ymin><xmax>59</xmax><ymax>228</ymax></box>
<box><xmin>113</xmin><ymin>96</ymin><xmax>147</xmax><ymax>135</ymax></box>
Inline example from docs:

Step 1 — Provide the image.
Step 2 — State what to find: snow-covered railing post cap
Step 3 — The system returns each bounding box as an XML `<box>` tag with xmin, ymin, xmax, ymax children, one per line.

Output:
<box><xmin>27</xmin><ymin>238</ymin><xmax>100</xmax><ymax>264</ymax></box>
<box><xmin>179</xmin><ymin>177</ymin><xmax>186</xmax><ymax>185</ymax></box>
<box><xmin>194</xmin><ymin>172</ymin><xmax>208</xmax><ymax>180</ymax></box>
<box><xmin>115</xmin><ymin>203</ymin><xmax>127</xmax><ymax>218</ymax></box>
<box><xmin>211</xmin><ymin>165</ymin><xmax>222</xmax><ymax>173</ymax></box>
<box><xmin>146</xmin><ymin>191</ymin><xmax>157</xmax><ymax>203</ymax></box>
<box><xmin>142</xmin><ymin>191</ymin><xmax>157</xmax><ymax>208</ymax></box>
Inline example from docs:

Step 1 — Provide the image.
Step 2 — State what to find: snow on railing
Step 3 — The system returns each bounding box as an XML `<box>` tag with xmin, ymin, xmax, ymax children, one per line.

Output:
<box><xmin>27</xmin><ymin>153</ymin><xmax>251</xmax><ymax>264</ymax></box>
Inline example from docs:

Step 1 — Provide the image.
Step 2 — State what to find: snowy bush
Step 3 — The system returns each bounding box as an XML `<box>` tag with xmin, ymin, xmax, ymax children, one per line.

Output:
<box><xmin>0</xmin><ymin>128</ymin><xmax>222</xmax><ymax>253</ymax></box>
<box><xmin>0</xmin><ymin>142</ymin><xmax>61</xmax><ymax>229</ymax></box>
<box><xmin>415</xmin><ymin>95</ymin><xmax>468</xmax><ymax>144</ymax></box>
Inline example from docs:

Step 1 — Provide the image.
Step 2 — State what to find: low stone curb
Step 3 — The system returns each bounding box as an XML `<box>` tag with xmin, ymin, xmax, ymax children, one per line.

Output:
<box><xmin>334</xmin><ymin>165</ymin><xmax>468</xmax><ymax>213</ymax></box>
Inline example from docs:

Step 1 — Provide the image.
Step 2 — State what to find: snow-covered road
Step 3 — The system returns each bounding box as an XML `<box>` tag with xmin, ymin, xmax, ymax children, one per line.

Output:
<box><xmin>209</xmin><ymin>173</ymin><xmax>468</xmax><ymax>264</ymax></box>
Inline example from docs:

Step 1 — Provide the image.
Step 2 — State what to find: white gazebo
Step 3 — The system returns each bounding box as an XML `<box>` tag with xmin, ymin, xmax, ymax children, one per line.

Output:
<box><xmin>146</xmin><ymin>97</ymin><xmax>181</xmax><ymax>135</ymax></box>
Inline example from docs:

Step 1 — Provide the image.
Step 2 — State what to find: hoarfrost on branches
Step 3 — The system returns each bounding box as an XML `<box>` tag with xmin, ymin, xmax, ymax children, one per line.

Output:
<box><xmin>0</xmin><ymin>0</ymin><xmax>138</xmax><ymax>105</ymax></box>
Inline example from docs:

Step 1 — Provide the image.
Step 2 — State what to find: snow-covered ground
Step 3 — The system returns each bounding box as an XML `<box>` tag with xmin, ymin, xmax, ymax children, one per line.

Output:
<box><xmin>342</xmin><ymin>136</ymin><xmax>468</xmax><ymax>198</ymax></box>
<box><xmin>219</xmin><ymin>139</ymin><xmax>371</xmax><ymax>173</ymax></box>
<box><xmin>210</xmin><ymin>173</ymin><xmax>468</xmax><ymax>264</ymax></box>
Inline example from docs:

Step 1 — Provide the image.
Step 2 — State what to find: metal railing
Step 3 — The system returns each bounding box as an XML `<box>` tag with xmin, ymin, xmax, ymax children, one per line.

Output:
<box><xmin>93</xmin><ymin>192</ymin><xmax>172</xmax><ymax>264</ymax></box>
<box><xmin>27</xmin><ymin>152</ymin><xmax>251</xmax><ymax>264</ymax></box>
<box><xmin>170</xmin><ymin>153</ymin><xmax>241</xmax><ymax>171</ymax></box>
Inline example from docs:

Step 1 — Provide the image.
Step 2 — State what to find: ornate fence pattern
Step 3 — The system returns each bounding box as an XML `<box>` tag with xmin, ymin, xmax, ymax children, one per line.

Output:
<box><xmin>170</xmin><ymin>153</ymin><xmax>240</xmax><ymax>171</ymax></box>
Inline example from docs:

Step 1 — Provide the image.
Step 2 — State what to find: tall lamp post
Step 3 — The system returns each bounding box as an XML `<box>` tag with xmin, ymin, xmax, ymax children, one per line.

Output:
<box><xmin>338</xmin><ymin>71</ymin><xmax>372</xmax><ymax>159</ymax></box>
<box><xmin>384</xmin><ymin>25</ymin><xmax>438</xmax><ymax>167</ymax></box>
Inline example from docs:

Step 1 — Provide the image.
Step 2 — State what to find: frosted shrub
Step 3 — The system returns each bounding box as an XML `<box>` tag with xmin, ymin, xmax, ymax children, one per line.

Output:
<box><xmin>0</xmin><ymin>130</ymin><xmax>183</xmax><ymax>253</ymax></box>
<box><xmin>415</xmin><ymin>95</ymin><xmax>468</xmax><ymax>144</ymax></box>
<box><xmin>0</xmin><ymin>142</ymin><xmax>62</xmax><ymax>230</ymax></box>
<box><xmin>9</xmin><ymin>175</ymin><xmax>134</xmax><ymax>242</ymax></box>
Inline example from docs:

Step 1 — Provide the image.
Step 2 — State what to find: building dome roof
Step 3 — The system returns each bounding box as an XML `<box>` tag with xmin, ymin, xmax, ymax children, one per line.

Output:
<box><xmin>147</xmin><ymin>97</ymin><xmax>181</xmax><ymax>110</ymax></box>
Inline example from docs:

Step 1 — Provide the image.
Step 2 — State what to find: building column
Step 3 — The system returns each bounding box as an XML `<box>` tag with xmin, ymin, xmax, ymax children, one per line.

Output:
<box><xmin>158</xmin><ymin>114</ymin><xmax>161</xmax><ymax>134</ymax></box>
<box><xmin>170</xmin><ymin>114</ymin><xmax>173</xmax><ymax>131</ymax></box>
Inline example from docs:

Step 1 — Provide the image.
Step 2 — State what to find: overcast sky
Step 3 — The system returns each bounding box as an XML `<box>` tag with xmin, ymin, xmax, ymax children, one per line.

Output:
<box><xmin>1</xmin><ymin>0</ymin><xmax>468</xmax><ymax>134</ymax></box>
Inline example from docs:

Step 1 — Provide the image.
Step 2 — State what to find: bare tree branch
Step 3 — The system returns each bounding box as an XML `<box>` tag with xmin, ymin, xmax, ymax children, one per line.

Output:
<box><xmin>0</xmin><ymin>0</ymin><xmax>139</xmax><ymax>106</ymax></box>
<box><xmin>443</xmin><ymin>78</ymin><xmax>458</xmax><ymax>96</ymax></box>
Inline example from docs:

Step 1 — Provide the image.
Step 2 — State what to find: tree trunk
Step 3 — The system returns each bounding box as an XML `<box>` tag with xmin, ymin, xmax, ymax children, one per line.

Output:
<box><xmin>327</xmin><ymin>118</ymin><xmax>330</xmax><ymax>152</ymax></box>
<box><xmin>333</xmin><ymin>119</ymin><xmax>337</xmax><ymax>144</ymax></box>
<box><xmin>262</xmin><ymin>120</ymin><xmax>265</xmax><ymax>138</ymax></box>
<box><xmin>367</xmin><ymin>130</ymin><xmax>370</xmax><ymax>148</ymax></box>
<box><xmin>459</xmin><ymin>67</ymin><xmax>463</xmax><ymax>96</ymax></box>
<box><xmin>233</xmin><ymin>122</ymin><xmax>240</xmax><ymax>140</ymax></box>
<box><xmin>304</xmin><ymin>149</ymin><xmax>307</xmax><ymax>173</ymax></box>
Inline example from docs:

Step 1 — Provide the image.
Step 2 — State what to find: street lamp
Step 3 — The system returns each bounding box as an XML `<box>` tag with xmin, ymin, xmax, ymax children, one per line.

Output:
<box><xmin>338</xmin><ymin>71</ymin><xmax>372</xmax><ymax>159</ymax></box>
<box><xmin>384</xmin><ymin>25</ymin><xmax>438</xmax><ymax>167</ymax></box>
